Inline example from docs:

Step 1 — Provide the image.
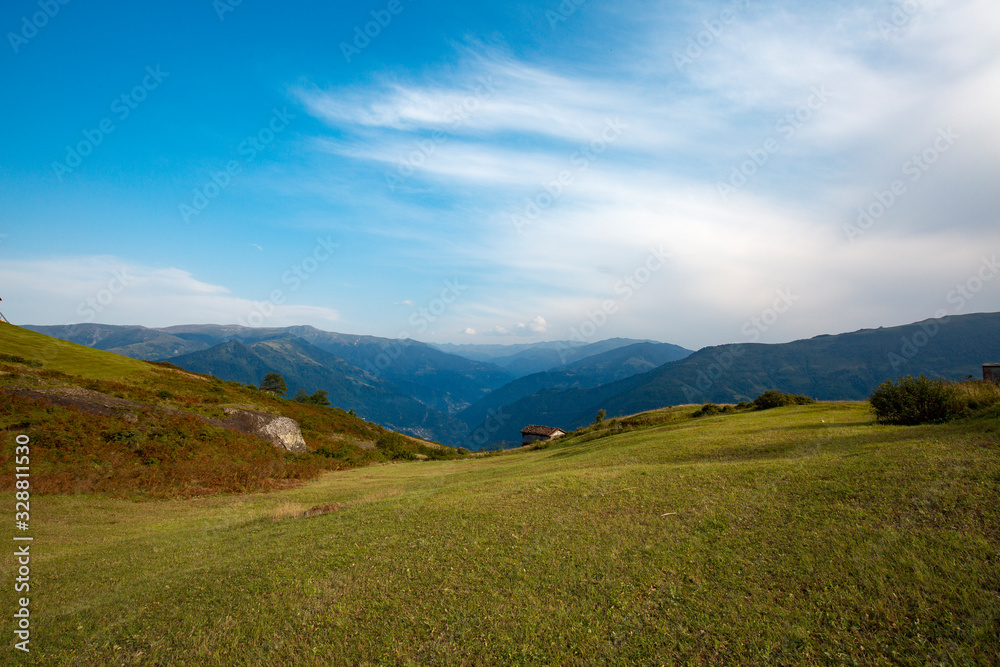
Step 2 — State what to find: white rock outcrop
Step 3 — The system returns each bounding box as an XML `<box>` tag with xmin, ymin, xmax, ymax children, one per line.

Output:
<box><xmin>220</xmin><ymin>408</ymin><xmax>308</xmax><ymax>453</ymax></box>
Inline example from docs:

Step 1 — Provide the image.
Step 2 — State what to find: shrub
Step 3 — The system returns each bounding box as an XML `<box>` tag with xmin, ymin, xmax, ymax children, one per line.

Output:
<box><xmin>753</xmin><ymin>390</ymin><xmax>815</xmax><ymax>410</ymax></box>
<box><xmin>308</xmin><ymin>390</ymin><xmax>331</xmax><ymax>406</ymax></box>
<box><xmin>692</xmin><ymin>403</ymin><xmax>723</xmax><ymax>417</ymax></box>
<box><xmin>868</xmin><ymin>375</ymin><xmax>958</xmax><ymax>425</ymax></box>
<box><xmin>0</xmin><ymin>354</ymin><xmax>42</xmax><ymax>368</ymax></box>
<box><xmin>376</xmin><ymin>433</ymin><xmax>417</xmax><ymax>461</ymax></box>
<box><xmin>692</xmin><ymin>402</ymin><xmax>757</xmax><ymax>418</ymax></box>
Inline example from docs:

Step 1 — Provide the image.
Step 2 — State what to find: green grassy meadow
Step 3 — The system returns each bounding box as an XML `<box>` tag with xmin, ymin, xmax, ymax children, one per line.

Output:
<box><xmin>4</xmin><ymin>402</ymin><xmax>999</xmax><ymax>665</ymax></box>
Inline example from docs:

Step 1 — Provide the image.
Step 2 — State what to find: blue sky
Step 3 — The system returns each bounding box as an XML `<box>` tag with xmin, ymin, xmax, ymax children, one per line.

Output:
<box><xmin>1</xmin><ymin>0</ymin><xmax>998</xmax><ymax>350</ymax></box>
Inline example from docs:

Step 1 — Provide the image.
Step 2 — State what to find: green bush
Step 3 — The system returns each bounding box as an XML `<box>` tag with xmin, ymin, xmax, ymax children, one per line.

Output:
<box><xmin>868</xmin><ymin>375</ymin><xmax>958</xmax><ymax>425</ymax></box>
<box><xmin>376</xmin><ymin>433</ymin><xmax>417</xmax><ymax>461</ymax></box>
<box><xmin>692</xmin><ymin>401</ymin><xmax>762</xmax><ymax>418</ymax></box>
<box><xmin>373</xmin><ymin>432</ymin><xmax>465</xmax><ymax>461</ymax></box>
<box><xmin>753</xmin><ymin>390</ymin><xmax>815</xmax><ymax>410</ymax></box>
<box><xmin>692</xmin><ymin>403</ymin><xmax>723</xmax><ymax>418</ymax></box>
<box><xmin>0</xmin><ymin>353</ymin><xmax>42</xmax><ymax>368</ymax></box>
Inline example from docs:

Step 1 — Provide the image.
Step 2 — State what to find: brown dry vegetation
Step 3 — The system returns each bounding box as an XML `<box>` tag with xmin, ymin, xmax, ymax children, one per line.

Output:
<box><xmin>1</xmin><ymin>392</ymin><xmax>354</xmax><ymax>497</ymax></box>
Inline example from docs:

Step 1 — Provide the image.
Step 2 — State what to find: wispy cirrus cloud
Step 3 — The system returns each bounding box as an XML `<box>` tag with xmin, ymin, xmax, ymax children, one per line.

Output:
<box><xmin>282</xmin><ymin>0</ymin><xmax>1000</xmax><ymax>345</ymax></box>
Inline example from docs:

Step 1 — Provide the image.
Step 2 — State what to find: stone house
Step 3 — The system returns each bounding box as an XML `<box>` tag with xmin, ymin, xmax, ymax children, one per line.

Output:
<box><xmin>521</xmin><ymin>424</ymin><xmax>566</xmax><ymax>447</ymax></box>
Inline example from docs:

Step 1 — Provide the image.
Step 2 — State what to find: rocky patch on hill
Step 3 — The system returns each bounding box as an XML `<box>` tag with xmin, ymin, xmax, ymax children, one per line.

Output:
<box><xmin>4</xmin><ymin>386</ymin><xmax>307</xmax><ymax>453</ymax></box>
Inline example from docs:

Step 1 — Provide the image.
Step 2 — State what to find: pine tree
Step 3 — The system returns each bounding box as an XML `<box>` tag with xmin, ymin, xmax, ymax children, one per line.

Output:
<box><xmin>260</xmin><ymin>372</ymin><xmax>287</xmax><ymax>396</ymax></box>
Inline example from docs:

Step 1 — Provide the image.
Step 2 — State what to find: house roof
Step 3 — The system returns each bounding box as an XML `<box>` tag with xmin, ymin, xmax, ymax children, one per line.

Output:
<box><xmin>521</xmin><ymin>424</ymin><xmax>564</xmax><ymax>437</ymax></box>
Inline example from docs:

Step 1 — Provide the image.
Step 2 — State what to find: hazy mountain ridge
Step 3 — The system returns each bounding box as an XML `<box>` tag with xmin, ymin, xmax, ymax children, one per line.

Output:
<box><xmin>466</xmin><ymin>312</ymin><xmax>1000</xmax><ymax>447</ymax></box>
<box><xmin>433</xmin><ymin>337</ymin><xmax>661</xmax><ymax>376</ymax></box>
<box><xmin>165</xmin><ymin>336</ymin><xmax>469</xmax><ymax>446</ymax></box>
<box><xmin>457</xmin><ymin>342</ymin><xmax>692</xmax><ymax>430</ymax></box>
<box><xmin>25</xmin><ymin>323</ymin><xmax>515</xmax><ymax>415</ymax></box>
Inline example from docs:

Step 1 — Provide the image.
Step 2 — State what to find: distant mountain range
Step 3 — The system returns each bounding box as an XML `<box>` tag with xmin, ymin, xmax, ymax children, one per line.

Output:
<box><xmin>456</xmin><ymin>341</ymin><xmax>692</xmax><ymax>432</ymax></box>
<box><xmin>27</xmin><ymin>312</ymin><xmax>1000</xmax><ymax>449</ymax></box>
<box><xmin>462</xmin><ymin>312</ymin><xmax>1000</xmax><ymax>446</ymax></box>
<box><xmin>25</xmin><ymin>324</ymin><xmax>680</xmax><ymax>447</ymax></box>
<box><xmin>431</xmin><ymin>337</ymin><xmax>665</xmax><ymax>376</ymax></box>
<box><xmin>165</xmin><ymin>336</ymin><xmax>469</xmax><ymax>444</ymax></box>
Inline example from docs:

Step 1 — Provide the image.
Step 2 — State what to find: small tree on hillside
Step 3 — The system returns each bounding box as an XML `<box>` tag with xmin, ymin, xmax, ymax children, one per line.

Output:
<box><xmin>308</xmin><ymin>390</ymin><xmax>331</xmax><ymax>406</ymax></box>
<box><xmin>593</xmin><ymin>409</ymin><xmax>606</xmax><ymax>426</ymax></box>
<box><xmin>293</xmin><ymin>389</ymin><xmax>310</xmax><ymax>403</ymax></box>
<box><xmin>260</xmin><ymin>372</ymin><xmax>287</xmax><ymax>396</ymax></box>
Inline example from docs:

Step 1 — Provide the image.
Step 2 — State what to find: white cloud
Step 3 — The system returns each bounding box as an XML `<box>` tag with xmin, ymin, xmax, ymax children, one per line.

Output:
<box><xmin>0</xmin><ymin>257</ymin><xmax>339</xmax><ymax>329</ymax></box>
<box><xmin>526</xmin><ymin>316</ymin><xmax>547</xmax><ymax>333</ymax></box>
<box><xmin>282</xmin><ymin>1</ymin><xmax>1000</xmax><ymax>346</ymax></box>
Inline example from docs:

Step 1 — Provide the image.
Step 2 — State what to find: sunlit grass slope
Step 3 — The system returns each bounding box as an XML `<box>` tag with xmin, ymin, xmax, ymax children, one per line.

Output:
<box><xmin>0</xmin><ymin>321</ymin><xmax>154</xmax><ymax>379</ymax></box>
<box><xmin>4</xmin><ymin>402</ymin><xmax>998</xmax><ymax>665</ymax></box>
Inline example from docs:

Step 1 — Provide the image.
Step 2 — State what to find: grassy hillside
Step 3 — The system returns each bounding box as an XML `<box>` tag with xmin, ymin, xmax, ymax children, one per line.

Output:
<box><xmin>3</xmin><ymin>398</ymin><xmax>998</xmax><ymax>664</ymax></box>
<box><xmin>0</xmin><ymin>323</ymin><xmax>464</xmax><ymax>497</ymax></box>
<box><xmin>2</xmin><ymin>323</ymin><xmax>157</xmax><ymax>379</ymax></box>
<box><xmin>24</xmin><ymin>323</ymin><xmax>211</xmax><ymax>360</ymax></box>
